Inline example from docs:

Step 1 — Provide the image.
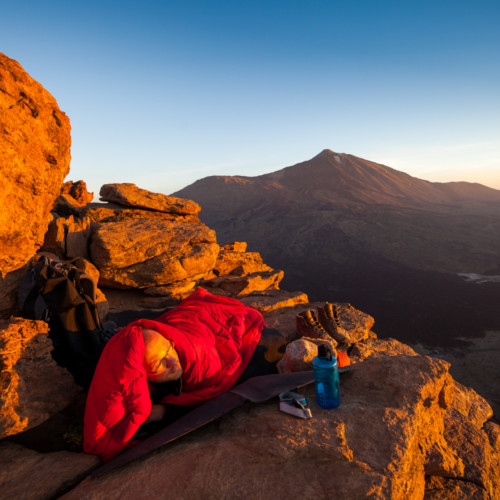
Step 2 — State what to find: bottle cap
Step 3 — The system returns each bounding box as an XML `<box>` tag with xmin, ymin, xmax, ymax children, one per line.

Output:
<box><xmin>318</xmin><ymin>344</ymin><xmax>332</xmax><ymax>360</ymax></box>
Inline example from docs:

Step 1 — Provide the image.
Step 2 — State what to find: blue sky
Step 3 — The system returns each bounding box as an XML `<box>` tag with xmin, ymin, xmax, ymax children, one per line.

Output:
<box><xmin>2</xmin><ymin>0</ymin><xmax>500</xmax><ymax>198</ymax></box>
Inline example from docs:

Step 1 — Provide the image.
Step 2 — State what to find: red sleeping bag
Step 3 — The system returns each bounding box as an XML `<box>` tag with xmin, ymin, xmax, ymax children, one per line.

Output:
<box><xmin>83</xmin><ymin>288</ymin><xmax>265</xmax><ymax>461</ymax></box>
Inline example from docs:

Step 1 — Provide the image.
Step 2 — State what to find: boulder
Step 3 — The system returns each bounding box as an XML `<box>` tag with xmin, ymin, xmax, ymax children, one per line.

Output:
<box><xmin>52</xmin><ymin>194</ymin><xmax>84</xmax><ymax>218</ymax></box>
<box><xmin>200</xmin><ymin>241</ymin><xmax>286</xmax><ymax>297</ymax></box>
<box><xmin>52</xmin><ymin>181</ymin><xmax>93</xmax><ymax>217</ymax></box>
<box><xmin>90</xmin><ymin>218</ymin><xmax>219</xmax><ymax>289</ymax></box>
<box><xmin>42</xmin><ymin>215</ymin><xmax>92</xmax><ymax>260</ymax></box>
<box><xmin>61</xmin><ymin>180</ymin><xmax>93</xmax><ymax>206</ymax></box>
<box><xmin>0</xmin><ymin>318</ymin><xmax>80</xmax><ymax>439</ymax></box>
<box><xmin>65</xmin><ymin>217</ymin><xmax>92</xmax><ymax>260</ymax></box>
<box><xmin>0</xmin><ymin>53</ymin><xmax>71</xmax><ymax>317</ymax></box>
<box><xmin>213</xmin><ymin>244</ymin><xmax>271</xmax><ymax>276</ymax></box>
<box><xmin>41</xmin><ymin>217</ymin><xmax>67</xmax><ymax>258</ymax></box>
<box><xmin>61</xmin><ymin>341</ymin><xmax>500</xmax><ymax>499</ymax></box>
<box><xmin>222</xmin><ymin>242</ymin><xmax>247</xmax><ymax>252</ymax></box>
<box><xmin>99</xmin><ymin>183</ymin><xmax>201</xmax><ymax>216</ymax></box>
<box><xmin>349</xmin><ymin>337</ymin><xmax>419</xmax><ymax>361</ymax></box>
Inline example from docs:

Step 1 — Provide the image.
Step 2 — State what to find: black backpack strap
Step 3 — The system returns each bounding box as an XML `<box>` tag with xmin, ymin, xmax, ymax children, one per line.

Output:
<box><xmin>18</xmin><ymin>255</ymin><xmax>52</xmax><ymax>321</ymax></box>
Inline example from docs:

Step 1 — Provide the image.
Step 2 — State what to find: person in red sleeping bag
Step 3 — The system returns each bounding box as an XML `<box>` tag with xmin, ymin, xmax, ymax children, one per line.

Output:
<box><xmin>83</xmin><ymin>288</ymin><xmax>265</xmax><ymax>461</ymax></box>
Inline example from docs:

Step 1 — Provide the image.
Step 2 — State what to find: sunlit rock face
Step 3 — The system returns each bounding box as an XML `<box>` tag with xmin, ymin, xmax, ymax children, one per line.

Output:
<box><xmin>82</xmin><ymin>183</ymin><xmax>218</xmax><ymax>289</ymax></box>
<box><xmin>61</xmin><ymin>180</ymin><xmax>94</xmax><ymax>207</ymax></box>
<box><xmin>90</xmin><ymin>217</ymin><xmax>219</xmax><ymax>289</ymax></box>
<box><xmin>0</xmin><ymin>318</ymin><xmax>79</xmax><ymax>439</ymax></box>
<box><xmin>199</xmin><ymin>242</ymin><xmax>285</xmax><ymax>295</ymax></box>
<box><xmin>40</xmin><ymin>182</ymin><xmax>286</xmax><ymax>309</ymax></box>
<box><xmin>60</xmin><ymin>330</ymin><xmax>500</xmax><ymax>499</ymax></box>
<box><xmin>0</xmin><ymin>53</ymin><xmax>71</xmax><ymax>318</ymax></box>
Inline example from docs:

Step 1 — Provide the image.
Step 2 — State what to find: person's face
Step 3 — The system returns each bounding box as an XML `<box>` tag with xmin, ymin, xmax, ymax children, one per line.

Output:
<box><xmin>143</xmin><ymin>330</ymin><xmax>183</xmax><ymax>383</ymax></box>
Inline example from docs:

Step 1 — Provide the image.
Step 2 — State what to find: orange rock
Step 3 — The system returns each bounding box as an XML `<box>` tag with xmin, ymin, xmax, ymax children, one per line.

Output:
<box><xmin>90</xmin><ymin>218</ymin><xmax>219</xmax><ymax>288</ymax></box>
<box><xmin>61</xmin><ymin>343</ymin><xmax>500</xmax><ymax>499</ymax></box>
<box><xmin>0</xmin><ymin>318</ymin><xmax>79</xmax><ymax>439</ymax></box>
<box><xmin>0</xmin><ymin>53</ymin><xmax>71</xmax><ymax>275</ymax></box>
<box><xmin>61</xmin><ymin>180</ymin><xmax>93</xmax><ymax>206</ymax></box>
<box><xmin>42</xmin><ymin>215</ymin><xmax>92</xmax><ymax>260</ymax></box>
<box><xmin>221</xmin><ymin>242</ymin><xmax>247</xmax><ymax>252</ymax></box>
<box><xmin>83</xmin><ymin>203</ymin><xmax>199</xmax><ymax>224</ymax></box>
<box><xmin>99</xmin><ymin>183</ymin><xmax>201</xmax><ymax>216</ymax></box>
<box><xmin>217</xmin><ymin>270</ymin><xmax>284</xmax><ymax>295</ymax></box>
<box><xmin>0</xmin><ymin>53</ymin><xmax>71</xmax><ymax>318</ymax></box>
<box><xmin>213</xmin><ymin>249</ymin><xmax>271</xmax><ymax>277</ymax></box>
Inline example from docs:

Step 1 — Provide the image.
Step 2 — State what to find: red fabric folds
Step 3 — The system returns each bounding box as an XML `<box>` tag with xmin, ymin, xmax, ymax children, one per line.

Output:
<box><xmin>83</xmin><ymin>288</ymin><xmax>264</xmax><ymax>461</ymax></box>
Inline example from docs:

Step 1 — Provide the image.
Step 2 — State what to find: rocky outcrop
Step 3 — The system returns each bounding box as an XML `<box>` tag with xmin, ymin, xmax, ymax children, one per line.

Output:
<box><xmin>40</xmin><ymin>184</ymin><xmax>285</xmax><ymax>309</ymax></box>
<box><xmin>82</xmin><ymin>184</ymin><xmax>218</xmax><ymax>292</ymax></box>
<box><xmin>0</xmin><ymin>291</ymin><xmax>498</xmax><ymax>499</ymax></box>
<box><xmin>61</xmin><ymin>180</ymin><xmax>94</xmax><ymax>206</ymax></box>
<box><xmin>1</xmin><ymin>55</ymin><xmax>497</xmax><ymax>499</ymax></box>
<box><xmin>52</xmin><ymin>181</ymin><xmax>94</xmax><ymax>217</ymax></box>
<box><xmin>0</xmin><ymin>53</ymin><xmax>71</xmax><ymax>318</ymax></box>
<box><xmin>0</xmin><ymin>318</ymin><xmax>80</xmax><ymax>439</ymax></box>
<box><xmin>200</xmin><ymin>242</ymin><xmax>284</xmax><ymax>296</ymax></box>
<box><xmin>54</xmin><ymin>335</ymin><xmax>500</xmax><ymax>500</ymax></box>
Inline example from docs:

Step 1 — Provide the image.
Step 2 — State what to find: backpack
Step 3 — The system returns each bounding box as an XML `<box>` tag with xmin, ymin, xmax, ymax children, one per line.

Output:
<box><xmin>18</xmin><ymin>255</ymin><xmax>112</xmax><ymax>388</ymax></box>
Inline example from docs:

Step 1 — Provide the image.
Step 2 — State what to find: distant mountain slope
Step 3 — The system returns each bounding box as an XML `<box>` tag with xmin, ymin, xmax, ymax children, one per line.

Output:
<box><xmin>175</xmin><ymin>149</ymin><xmax>500</xmax><ymax>274</ymax></box>
<box><xmin>174</xmin><ymin>150</ymin><xmax>500</xmax><ymax>345</ymax></box>
<box><xmin>176</xmin><ymin>149</ymin><xmax>500</xmax><ymax>214</ymax></box>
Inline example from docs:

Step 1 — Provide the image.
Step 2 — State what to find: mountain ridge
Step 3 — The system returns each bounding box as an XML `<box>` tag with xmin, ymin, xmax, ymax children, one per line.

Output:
<box><xmin>174</xmin><ymin>150</ymin><xmax>500</xmax><ymax>345</ymax></box>
<box><xmin>177</xmin><ymin>149</ymin><xmax>500</xmax><ymax>215</ymax></box>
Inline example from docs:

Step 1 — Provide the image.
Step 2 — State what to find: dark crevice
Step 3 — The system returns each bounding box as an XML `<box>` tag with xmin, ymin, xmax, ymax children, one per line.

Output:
<box><xmin>424</xmin><ymin>474</ymin><xmax>487</xmax><ymax>492</ymax></box>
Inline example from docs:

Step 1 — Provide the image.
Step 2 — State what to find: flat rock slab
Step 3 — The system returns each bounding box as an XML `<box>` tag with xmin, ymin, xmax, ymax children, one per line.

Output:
<box><xmin>239</xmin><ymin>290</ymin><xmax>309</xmax><ymax>313</ymax></box>
<box><xmin>99</xmin><ymin>183</ymin><xmax>201</xmax><ymax>216</ymax></box>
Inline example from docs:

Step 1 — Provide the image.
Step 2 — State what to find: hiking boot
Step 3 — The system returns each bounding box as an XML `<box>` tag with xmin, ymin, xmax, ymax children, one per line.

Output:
<box><xmin>296</xmin><ymin>309</ymin><xmax>338</xmax><ymax>346</ymax></box>
<box><xmin>317</xmin><ymin>303</ymin><xmax>351</xmax><ymax>344</ymax></box>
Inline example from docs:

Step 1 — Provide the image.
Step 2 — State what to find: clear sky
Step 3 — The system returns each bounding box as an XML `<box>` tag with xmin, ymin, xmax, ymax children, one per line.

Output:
<box><xmin>2</xmin><ymin>0</ymin><xmax>500</xmax><ymax>198</ymax></box>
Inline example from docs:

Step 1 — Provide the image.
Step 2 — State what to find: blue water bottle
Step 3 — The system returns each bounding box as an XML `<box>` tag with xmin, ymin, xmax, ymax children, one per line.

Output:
<box><xmin>313</xmin><ymin>344</ymin><xmax>341</xmax><ymax>409</ymax></box>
